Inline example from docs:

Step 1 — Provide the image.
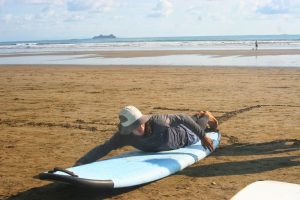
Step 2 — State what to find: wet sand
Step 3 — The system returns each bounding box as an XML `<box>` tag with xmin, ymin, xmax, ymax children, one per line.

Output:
<box><xmin>1</xmin><ymin>49</ymin><xmax>300</xmax><ymax>58</ymax></box>
<box><xmin>0</xmin><ymin>64</ymin><xmax>299</xmax><ymax>200</ymax></box>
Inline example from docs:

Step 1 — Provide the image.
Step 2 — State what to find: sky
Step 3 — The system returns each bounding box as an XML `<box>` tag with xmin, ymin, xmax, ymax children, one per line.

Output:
<box><xmin>0</xmin><ymin>0</ymin><xmax>300</xmax><ymax>41</ymax></box>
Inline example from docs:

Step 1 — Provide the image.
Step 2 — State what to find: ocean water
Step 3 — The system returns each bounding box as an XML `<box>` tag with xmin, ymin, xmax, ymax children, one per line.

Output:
<box><xmin>0</xmin><ymin>35</ymin><xmax>300</xmax><ymax>67</ymax></box>
<box><xmin>1</xmin><ymin>34</ymin><xmax>300</xmax><ymax>51</ymax></box>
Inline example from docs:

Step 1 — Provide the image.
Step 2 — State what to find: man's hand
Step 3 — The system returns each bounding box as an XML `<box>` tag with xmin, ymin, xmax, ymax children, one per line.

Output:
<box><xmin>201</xmin><ymin>135</ymin><xmax>214</xmax><ymax>152</ymax></box>
<box><xmin>73</xmin><ymin>161</ymin><xmax>83</xmax><ymax>167</ymax></box>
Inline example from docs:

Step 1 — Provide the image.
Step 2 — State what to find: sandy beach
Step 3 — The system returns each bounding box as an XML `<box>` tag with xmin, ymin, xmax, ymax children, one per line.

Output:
<box><xmin>0</xmin><ymin>56</ymin><xmax>299</xmax><ymax>199</ymax></box>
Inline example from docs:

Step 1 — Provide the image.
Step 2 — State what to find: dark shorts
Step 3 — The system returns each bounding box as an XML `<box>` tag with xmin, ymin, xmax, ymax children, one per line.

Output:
<box><xmin>182</xmin><ymin>125</ymin><xmax>200</xmax><ymax>146</ymax></box>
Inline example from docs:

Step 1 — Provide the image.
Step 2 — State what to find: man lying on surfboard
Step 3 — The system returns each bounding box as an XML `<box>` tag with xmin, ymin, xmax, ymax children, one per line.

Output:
<box><xmin>74</xmin><ymin>105</ymin><xmax>218</xmax><ymax>166</ymax></box>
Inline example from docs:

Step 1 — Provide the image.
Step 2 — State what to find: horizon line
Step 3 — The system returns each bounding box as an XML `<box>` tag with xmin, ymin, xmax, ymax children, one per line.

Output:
<box><xmin>1</xmin><ymin>33</ymin><xmax>300</xmax><ymax>43</ymax></box>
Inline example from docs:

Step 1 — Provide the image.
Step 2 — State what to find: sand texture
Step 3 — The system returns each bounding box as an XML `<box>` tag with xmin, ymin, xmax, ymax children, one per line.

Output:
<box><xmin>0</xmin><ymin>65</ymin><xmax>299</xmax><ymax>200</ymax></box>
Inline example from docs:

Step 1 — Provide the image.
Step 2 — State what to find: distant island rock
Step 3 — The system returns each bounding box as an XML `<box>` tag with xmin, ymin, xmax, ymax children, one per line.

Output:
<box><xmin>92</xmin><ymin>34</ymin><xmax>116</xmax><ymax>39</ymax></box>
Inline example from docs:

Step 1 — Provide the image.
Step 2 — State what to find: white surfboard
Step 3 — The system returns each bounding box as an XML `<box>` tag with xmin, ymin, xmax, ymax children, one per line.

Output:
<box><xmin>38</xmin><ymin>132</ymin><xmax>221</xmax><ymax>189</ymax></box>
<box><xmin>231</xmin><ymin>180</ymin><xmax>300</xmax><ymax>200</ymax></box>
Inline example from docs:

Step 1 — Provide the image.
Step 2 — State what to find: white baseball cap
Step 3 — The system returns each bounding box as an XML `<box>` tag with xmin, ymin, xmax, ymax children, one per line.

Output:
<box><xmin>118</xmin><ymin>106</ymin><xmax>150</xmax><ymax>135</ymax></box>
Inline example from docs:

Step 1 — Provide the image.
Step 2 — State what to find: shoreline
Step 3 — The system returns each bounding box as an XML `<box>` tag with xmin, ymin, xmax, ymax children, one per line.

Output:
<box><xmin>0</xmin><ymin>49</ymin><xmax>299</xmax><ymax>67</ymax></box>
<box><xmin>1</xmin><ymin>49</ymin><xmax>300</xmax><ymax>58</ymax></box>
<box><xmin>0</xmin><ymin>64</ymin><xmax>300</xmax><ymax>69</ymax></box>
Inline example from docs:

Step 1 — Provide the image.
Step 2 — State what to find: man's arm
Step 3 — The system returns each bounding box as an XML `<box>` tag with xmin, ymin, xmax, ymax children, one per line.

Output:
<box><xmin>74</xmin><ymin>132</ymin><xmax>124</xmax><ymax>166</ymax></box>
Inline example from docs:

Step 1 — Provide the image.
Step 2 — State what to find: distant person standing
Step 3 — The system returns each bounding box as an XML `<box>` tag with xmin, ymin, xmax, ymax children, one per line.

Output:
<box><xmin>255</xmin><ymin>40</ymin><xmax>258</xmax><ymax>50</ymax></box>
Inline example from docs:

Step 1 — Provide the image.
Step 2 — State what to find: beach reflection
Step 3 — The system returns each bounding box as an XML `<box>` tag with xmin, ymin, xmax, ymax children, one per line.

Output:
<box><xmin>0</xmin><ymin>53</ymin><xmax>299</xmax><ymax>67</ymax></box>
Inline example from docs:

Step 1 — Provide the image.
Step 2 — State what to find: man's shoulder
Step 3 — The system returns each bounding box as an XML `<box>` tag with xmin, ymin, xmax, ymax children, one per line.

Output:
<box><xmin>150</xmin><ymin>114</ymin><xmax>168</xmax><ymax>121</ymax></box>
<box><xmin>149</xmin><ymin>114</ymin><xmax>175</xmax><ymax>127</ymax></box>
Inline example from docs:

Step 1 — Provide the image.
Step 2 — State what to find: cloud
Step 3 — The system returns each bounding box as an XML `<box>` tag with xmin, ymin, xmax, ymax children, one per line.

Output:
<box><xmin>24</xmin><ymin>0</ymin><xmax>64</xmax><ymax>5</ymax></box>
<box><xmin>236</xmin><ymin>0</ymin><xmax>300</xmax><ymax>21</ymax></box>
<box><xmin>18</xmin><ymin>0</ymin><xmax>118</xmax><ymax>12</ymax></box>
<box><xmin>36</xmin><ymin>5</ymin><xmax>84</xmax><ymax>23</ymax></box>
<box><xmin>1</xmin><ymin>0</ymin><xmax>119</xmax><ymax>31</ymax></box>
<box><xmin>64</xmin><ymin>13</ymin><xmax>85</xmax><ymax>22</ymax></box>
<box><xmin>0</xmin><ymin>0</ymin><xmax>5</xmax><ymax>6</ymax></box>
<box><xmin>148</xmin><ymin>0</ymin><xmax>174</xmax><ymax>18</ymax></box>
<box><xmin>25</xmin><ymin>0</ymin><xmax>48</xmax><ymax>3</ymax></box>
<box><xmin>3</xmin><ymin>13</ymin><xmax>12</xmax><ymax>23</ymax></box>
<box><xmin>185</xmin><ymin>6</ymin><xmax>203</xmax><ymax>21</ymax></box>
<box><xmin>239</xmin><ymin>0</ymin><xmax>293</xmax><ymax>16</ymax></box>
<box><xmin>257</xmin><ymin>5</ymin><xmax>288</xmax><ymax>14</ymax></box>
<box><xmin>186</xmin><ymin>1</ymin><xmax>236</xmax><ymax>23</ymax></box>
<box><xmin>67</xmin><ymin>0</ymin><xmax>90</xmax><ymax>11</ymax></box>
<box><xmin>255</xmin><ymin>0</ymin><xmax>289</xmax><ymax>14</ymax></box>
<box><xmin>24</xmin><ymin>14</ymin><xmax>34</xmax><ymax>21</ymax></box>
<box><xmin>92</xmin><ymin>0</ymin><xmax>117</xmax><ymax>12</ymax></box>
<box><xmin>67</xmin><ymin>0</ymin><xmax>119</xmax><ymax>13</ymax></box>
<box><xmin>38</xmin><ymin>6</ymin><xmax>57</xmax><ymax>18</ymax></box>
